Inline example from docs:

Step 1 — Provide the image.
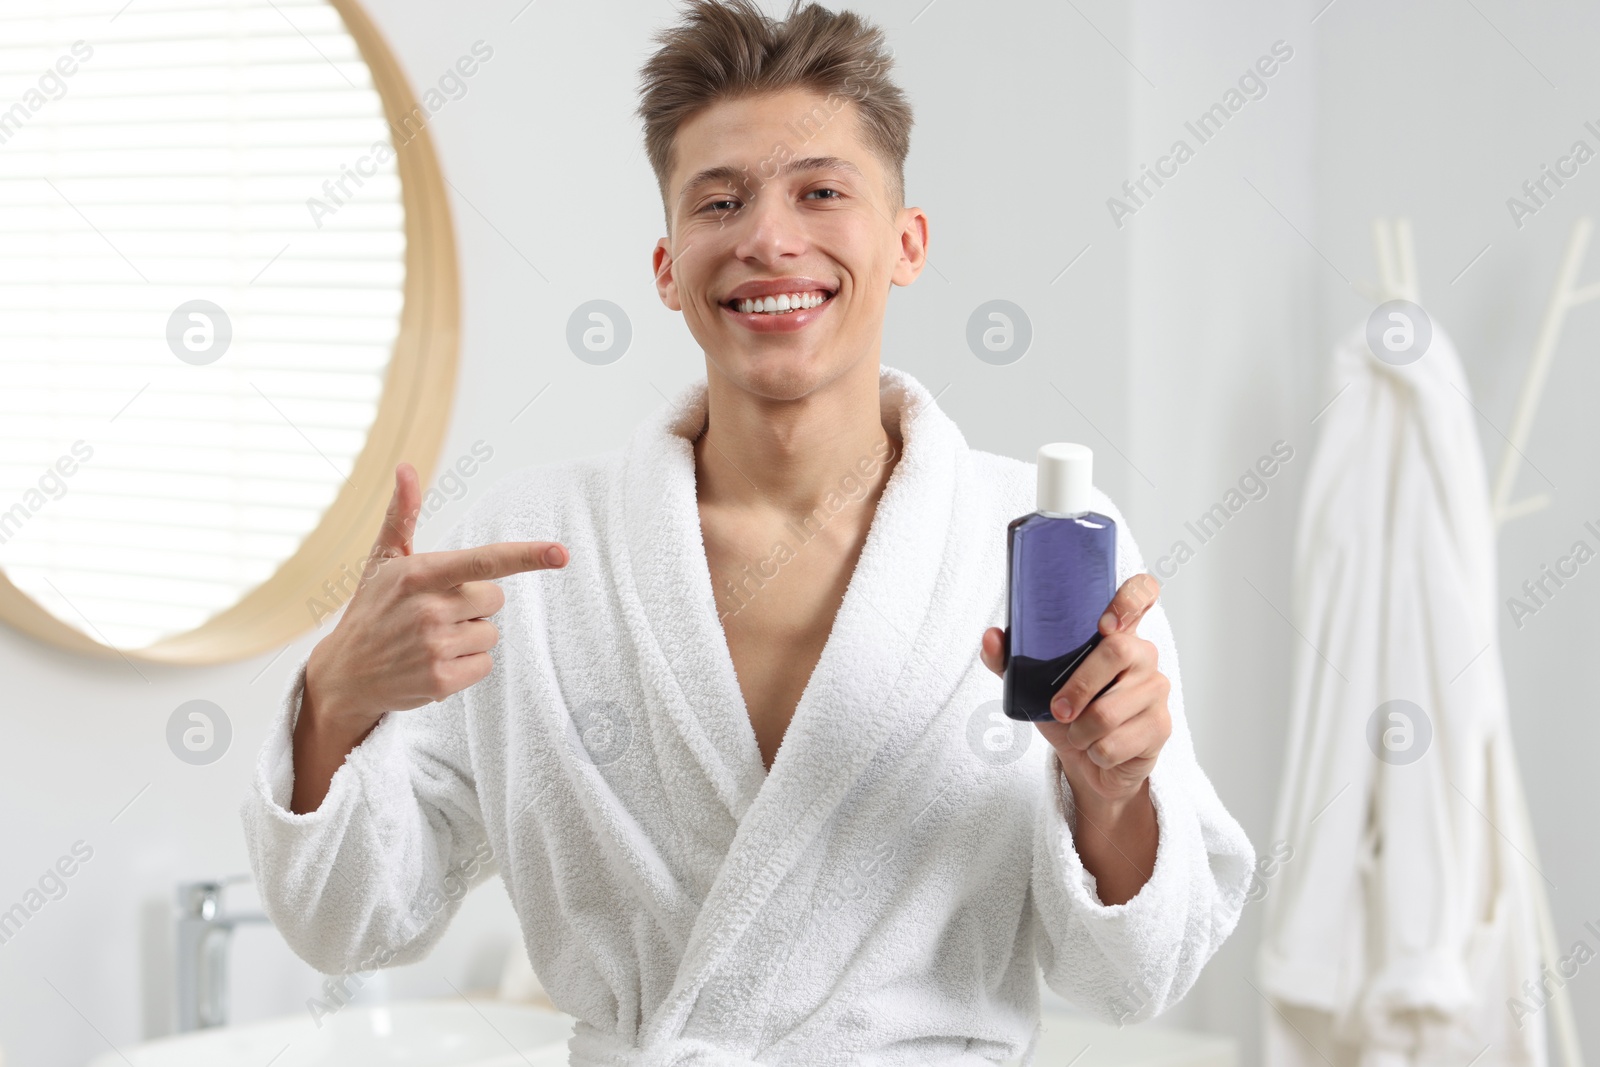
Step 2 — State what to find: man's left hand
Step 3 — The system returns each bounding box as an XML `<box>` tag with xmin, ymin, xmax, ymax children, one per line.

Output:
<box><xmin>980</xmin><ymin>573</ymin><xmax>1171</xmax><ymax>811</ymax></box>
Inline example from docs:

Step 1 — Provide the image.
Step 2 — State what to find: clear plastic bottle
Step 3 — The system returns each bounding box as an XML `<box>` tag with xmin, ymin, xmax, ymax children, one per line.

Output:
<box><xmin>1003</xmin><ymin>443</ymin><xmax>1118</xmax><ymax>721</ymax></box>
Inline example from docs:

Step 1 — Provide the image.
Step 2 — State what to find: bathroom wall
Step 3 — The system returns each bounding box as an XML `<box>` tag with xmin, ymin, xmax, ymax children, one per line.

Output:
<box><xmin>1120</xmin><ymin>3</ymin><xmax>1315</xmax><ymax>1062</ymax></box>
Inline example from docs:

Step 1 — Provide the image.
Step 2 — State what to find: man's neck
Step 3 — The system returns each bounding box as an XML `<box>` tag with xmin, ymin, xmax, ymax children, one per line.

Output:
<box><xmin>693</xmin><ymin>357</ymin><xmax>900</xmax><ymax>521</ymax></box>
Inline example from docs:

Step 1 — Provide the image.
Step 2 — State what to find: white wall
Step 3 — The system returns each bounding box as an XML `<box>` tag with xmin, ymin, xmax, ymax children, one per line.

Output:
<box><xmin>1122</xmin><ymin>4</ymin><xmax>1315</xmax><ymax>1063</ymax></box>
<box><xmin>3</xmin><ymin>1</ymin><xmax>1595</xmax><ymax>1065</ymax></box>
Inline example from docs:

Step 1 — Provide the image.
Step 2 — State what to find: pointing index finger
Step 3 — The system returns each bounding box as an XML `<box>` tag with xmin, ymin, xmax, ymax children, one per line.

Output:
<box><xmin>421</xmin><ymin>541</ymin><xmax>568</xmax><ymax>587</ymax></box>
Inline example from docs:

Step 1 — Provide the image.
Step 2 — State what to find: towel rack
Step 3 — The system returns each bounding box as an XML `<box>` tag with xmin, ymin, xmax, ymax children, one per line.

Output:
<box><xmin>1489</xmin><ymin>216</ymin><xmax>1597</xmax><ymax>526</ymax></box>
<box><xmin>1359</xmin><ymin>215</ymin><xmax>1594</xmax><ymax>527</ymax></box>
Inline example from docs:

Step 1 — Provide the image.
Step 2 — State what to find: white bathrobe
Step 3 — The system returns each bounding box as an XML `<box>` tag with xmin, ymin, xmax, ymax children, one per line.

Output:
<box><xmin>1257</xmin><ymin>325</ymin><xmax>1549</xmax><ymax>1066</ymax></box>
<box><xmin>240</xmin><ymin>365</ymin><xmax>1255</xmax><ymax>1066</ymax></box>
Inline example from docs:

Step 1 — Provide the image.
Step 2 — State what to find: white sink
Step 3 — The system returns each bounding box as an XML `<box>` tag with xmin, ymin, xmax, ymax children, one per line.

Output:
<box><xmin>88</xmin><ymin>998</ymin><xmax>578</xmax><ymax>1067</ymax></box>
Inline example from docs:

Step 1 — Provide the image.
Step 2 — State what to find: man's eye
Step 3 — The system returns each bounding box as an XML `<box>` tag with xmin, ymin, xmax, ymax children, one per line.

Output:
<box><xmin>701</xmin><ymin>188</ymin><xmax>841</xmax><ymax>214</ymax></box>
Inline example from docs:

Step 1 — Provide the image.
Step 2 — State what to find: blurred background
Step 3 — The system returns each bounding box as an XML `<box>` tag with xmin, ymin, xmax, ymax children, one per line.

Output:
<box><xmin>0</xmin><ymin>0</ymin><xmax>1596</xmax><ymax>1064</ymax></box>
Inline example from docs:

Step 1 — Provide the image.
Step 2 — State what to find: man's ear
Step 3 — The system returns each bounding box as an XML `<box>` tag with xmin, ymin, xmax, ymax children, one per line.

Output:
<box><xmin>653</xmin><ymin>239</ymin><xmax>681</xmax><ymax>311</ymax></box>
<box><xmin>891</xmin><ymin>206</ymin><xmax>929</xmax><ymax>288</ymax></box>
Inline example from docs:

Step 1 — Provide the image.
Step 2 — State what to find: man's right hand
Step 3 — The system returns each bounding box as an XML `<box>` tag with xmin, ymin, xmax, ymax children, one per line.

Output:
<box><xmin>290</xmin><ymin>461</ymin><xmax>568</xmax><ymax>814</ymax></box>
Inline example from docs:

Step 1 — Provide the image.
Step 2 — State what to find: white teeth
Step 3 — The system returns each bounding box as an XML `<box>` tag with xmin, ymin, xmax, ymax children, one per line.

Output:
<box><xmin>732</xmin><ymin>290</ymin><xmax>830</xmax><ymax>315</ymax></box>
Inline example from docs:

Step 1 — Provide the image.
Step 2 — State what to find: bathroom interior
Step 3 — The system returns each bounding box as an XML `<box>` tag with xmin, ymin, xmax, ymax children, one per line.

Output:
<box><xmin>1</xmin><ymin>0</ymin><xmax>1597</xmax><ymax>1064</ymax></box>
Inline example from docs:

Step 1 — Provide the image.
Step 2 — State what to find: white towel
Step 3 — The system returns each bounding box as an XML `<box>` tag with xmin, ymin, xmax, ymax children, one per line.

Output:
<box><xmin>1257</xmin><ymin>324</ymin><xmax>1549</xmax><ymax>1065</ymax></box>
<box><xmin>240</xmin><ymin>364</ymin><xmax>1255</xmax><ymax>1066</ymax></box>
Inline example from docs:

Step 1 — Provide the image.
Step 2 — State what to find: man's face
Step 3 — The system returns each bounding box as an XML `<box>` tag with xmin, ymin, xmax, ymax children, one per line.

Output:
<box><xmin>653</xmin><ymin>89</ymin><xmax>928</xmax><ymax>400</ymax></box>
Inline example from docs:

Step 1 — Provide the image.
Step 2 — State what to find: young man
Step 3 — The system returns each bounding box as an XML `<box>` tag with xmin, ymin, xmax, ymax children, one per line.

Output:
<box><xmin>242</xmin><ymin>2</ymin><xmax>1255</xmax><ymax>1063</ymax></box>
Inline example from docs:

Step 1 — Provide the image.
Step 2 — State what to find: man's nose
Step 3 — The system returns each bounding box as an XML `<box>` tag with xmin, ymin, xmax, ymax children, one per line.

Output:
<box><xmin>729</xmin><ymin>191</ymin><xmax>810</xmax><ymax>259</ymax></box>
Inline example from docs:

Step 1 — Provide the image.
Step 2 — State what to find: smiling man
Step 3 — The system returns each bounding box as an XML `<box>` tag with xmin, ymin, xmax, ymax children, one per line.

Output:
<box><xmin>242</xmin><ymin>2</ymin><xmax>1255</xmax><ymax>1064</ymax></box>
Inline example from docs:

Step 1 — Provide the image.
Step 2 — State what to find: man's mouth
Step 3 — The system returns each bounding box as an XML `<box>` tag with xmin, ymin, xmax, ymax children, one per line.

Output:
<box><xmin>722</xmin><ymin>289</ymin><xmax>836</xmax><ymax>316</ymax></box>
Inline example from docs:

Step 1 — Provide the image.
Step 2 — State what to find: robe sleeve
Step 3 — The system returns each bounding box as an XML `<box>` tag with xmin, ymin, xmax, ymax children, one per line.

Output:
<box><xmin>1028</xmin><ymin>501</ymin><xmax>1256</xmax><ymax>1024</ymax></box>
<box><xmin>238</xmin><ymin>524</ymin><xmax>497</xmax><ymax>977</ymax></box>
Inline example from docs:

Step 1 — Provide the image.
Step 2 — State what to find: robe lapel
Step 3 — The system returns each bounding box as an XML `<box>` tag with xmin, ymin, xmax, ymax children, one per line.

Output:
<box><xmin>618</xmin><ymin>387</ymin><xmax>768</xmax><ymax>830</ymax></box>
<box><xmin>620</xmin><ymin>366</ymin><xmax>984</xmax><ymax>1044</ymax></box>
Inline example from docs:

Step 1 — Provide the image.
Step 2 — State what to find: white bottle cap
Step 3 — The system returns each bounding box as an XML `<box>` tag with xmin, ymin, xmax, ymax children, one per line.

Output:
<box><xmin>1037</xmin><ymin>443</ymin><xmax>1092</xmax><ymax>515</ymax></box>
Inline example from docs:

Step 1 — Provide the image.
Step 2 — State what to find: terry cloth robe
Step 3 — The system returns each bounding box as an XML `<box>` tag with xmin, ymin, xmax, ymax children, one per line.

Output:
<box><xmin>240</xmin><ymin>364</ymin><xmax>1256</xmax><ymax>1067</ymax></box>
<box><xmin>1256</xmin><ymin>324</ymin><xmax>1549</xmax><ymax>1066</ymax></box>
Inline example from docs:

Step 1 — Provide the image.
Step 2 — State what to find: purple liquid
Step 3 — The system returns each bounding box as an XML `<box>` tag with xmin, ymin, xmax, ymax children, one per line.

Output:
<box><xmin>1003</xmin><ymin>511</ymin><xmax>1117</xmax><ymax>721</ymax></box>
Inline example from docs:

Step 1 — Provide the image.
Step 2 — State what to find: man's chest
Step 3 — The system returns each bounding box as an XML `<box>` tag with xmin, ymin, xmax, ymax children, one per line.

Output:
<box><xmin>701</xmin><ymin>513</ymin><xmax>868</xmax><ymax>773</ymax></box>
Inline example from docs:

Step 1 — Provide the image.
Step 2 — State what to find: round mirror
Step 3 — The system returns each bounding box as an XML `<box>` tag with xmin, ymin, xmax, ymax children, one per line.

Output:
<box><xmin>0</xmin><ymin>0</ymin><xmax>458</xmax><ymax>664</ymax></box>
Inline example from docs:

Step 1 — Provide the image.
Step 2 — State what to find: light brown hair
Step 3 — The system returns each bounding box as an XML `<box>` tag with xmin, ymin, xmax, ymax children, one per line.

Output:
<box><xmin>636</xmin><ymin>0</ymin><xmax>914</xmax><ymax>232</ymax></box>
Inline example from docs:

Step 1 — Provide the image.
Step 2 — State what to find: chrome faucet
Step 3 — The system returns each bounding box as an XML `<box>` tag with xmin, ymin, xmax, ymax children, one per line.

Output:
<box><xmin>175</xmin><ymin>875</ymin><xmax>271</xmax><ymax>1032</ymax></box>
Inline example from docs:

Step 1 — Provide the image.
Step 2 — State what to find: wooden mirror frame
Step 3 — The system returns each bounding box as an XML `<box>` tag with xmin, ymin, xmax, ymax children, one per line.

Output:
<box><xmin>0</xmin><ymin>0</ymin><xmax>460</xmax><ymax>665</ymax></box>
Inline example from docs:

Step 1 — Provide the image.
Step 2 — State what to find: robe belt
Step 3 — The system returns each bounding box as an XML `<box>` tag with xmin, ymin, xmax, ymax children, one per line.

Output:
<box><xmin>568</xmin><ymin>1021</ymin><xmax>764</xmax><ymax>1067</ymax></box>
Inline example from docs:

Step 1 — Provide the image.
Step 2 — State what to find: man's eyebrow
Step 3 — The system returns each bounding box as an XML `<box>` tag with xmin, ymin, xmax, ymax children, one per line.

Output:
<box><xmin>677</xmin><ymin>156</ymin><xmax>865</xmax><ymax>202</ymax></box>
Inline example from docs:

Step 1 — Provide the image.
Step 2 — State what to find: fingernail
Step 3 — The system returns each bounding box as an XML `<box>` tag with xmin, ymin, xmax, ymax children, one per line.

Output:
<box><xmin>545</xmin><ymin>546</ymin><xmax>564</xmax><ymax>566</ymax></box>
<box><xmin>1099</xmin><ymin>608</ymin><xmax>1118</xmax><ymax>631</ymax></box>
<box><xmin>1051</xmin><ymin>696</ymin><xmax>1070</xmax><ymax>720</ymax></box>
